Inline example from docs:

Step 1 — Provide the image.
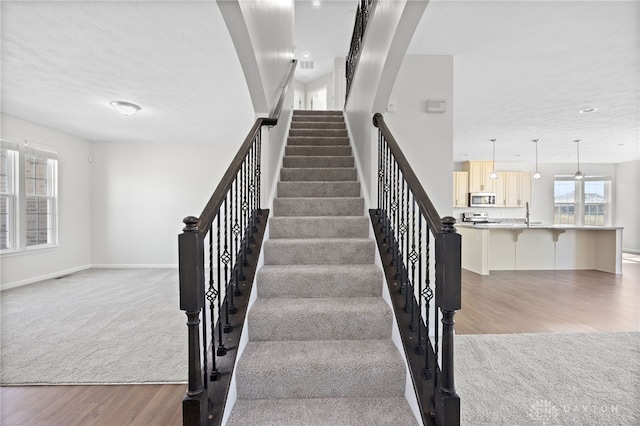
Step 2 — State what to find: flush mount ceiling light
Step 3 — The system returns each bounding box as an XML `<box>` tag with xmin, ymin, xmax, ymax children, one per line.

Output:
<box><xmin>579</xmin><ymin>107</ymin><xmax>598</xmax><ymax>114</ymax></box>
<box><xmin>302</xmin><ymin>52</ymin><xmax>311</xmax><ymax>58</ymax></box>
<box><xmin>532</xmin><ymin>139</ymin><xmax>542</xmax><ymax>179</ymax></box>
<box><xmin>489</xmin><ymin>138</ymin><xmax>498</xmax><ymax>179</ymax></box>
<box><xmin>111</xmin><ymin>101</ymin><xmax>141</xmax><ymax>116</ymax></box>
<box><xmin>312</xmin><ymin>0</ymin><xmax>321</xmax><ymax>8</ymax></box>
<box><xmin>574</xmin><ymin>139</ymin><xmax>584</xmax><ymax>180</ymax></box>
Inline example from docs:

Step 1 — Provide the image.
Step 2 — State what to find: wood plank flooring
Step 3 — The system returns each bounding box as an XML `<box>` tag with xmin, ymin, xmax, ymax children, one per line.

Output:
<box><xmin>2</xmin><ymin>257</ymin><xmax>639</xmax><ymax>425</ymax></box>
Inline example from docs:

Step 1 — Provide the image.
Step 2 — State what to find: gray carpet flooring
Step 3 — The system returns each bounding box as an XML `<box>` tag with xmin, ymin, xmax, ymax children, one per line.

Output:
<box><xmin>1</xmin><ymin>268</ymin><xmax>187</xmax><ymax>384</ymax></box>
<box><xmin>456</xmin><ymin>332</ymin><xmax>640</xmax><ymax>425</ymax></box>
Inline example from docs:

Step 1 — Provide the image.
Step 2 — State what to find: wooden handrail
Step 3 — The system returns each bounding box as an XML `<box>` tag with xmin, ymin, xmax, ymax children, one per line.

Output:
<box><xmin>197</xmin><ymin>60</ymin><xmax>298</xmax><ymax>235</ymax></box>
<box><xmin>372</xmin><ymin>112</ymin><xmax>443</xmax><ymax>233</ymax></box>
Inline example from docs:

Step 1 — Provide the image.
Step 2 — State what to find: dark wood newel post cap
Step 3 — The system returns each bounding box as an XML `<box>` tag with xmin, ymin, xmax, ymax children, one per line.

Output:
<box><xmin>372</xmin><ymin>113</ymin><xmax>383</xmax><ymax>128</ymax></box>
<box><xmin>182</xmin><ymin>216</ymin><xmax>200</xmax><ymax>232</ymax></box>
<box><xmin>441</xmin><ymin>216</ymin><xmax>457</xmax><ymax>233</ymax></box>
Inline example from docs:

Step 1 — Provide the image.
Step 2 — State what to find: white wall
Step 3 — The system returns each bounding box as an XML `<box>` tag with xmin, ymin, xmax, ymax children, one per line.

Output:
<box><xmin>304</xmin><ymin>73</ymin><xmax>332</xmax><ymax>111</ymax></box>
<box><xmin>615</xmin><ymin>160</ymin><xmax>639</xmax><ymax>252</ymax></box>
<box><xmin>90</xmin><ymin>139</ymin><xmax>244</xmax><ymax>267</ymax></box>
<box><xmin>345</xmin><ymin>0</ymin><xmax>429</xmax><ymax>206</ymax></box>
<box><xmin>1</xmin><ymin>114</ymin><xmax>92</xmax><ymax>289</ymax></box>
<box><xmin>384</xmin><ymin>55</ymin><xmax>454</xmax><ymax>216</ymax></box>
<box><xmin>220</xmin><ymin>0</ymin><xmax>295</xmax><ymax>115</ymax></box>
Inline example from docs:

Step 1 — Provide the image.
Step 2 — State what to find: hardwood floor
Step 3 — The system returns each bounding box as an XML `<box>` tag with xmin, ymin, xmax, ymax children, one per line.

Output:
<box><xmin>2</xmin><ymin>257</ymin><xmax>639</xmax><ymax>425</ymax></box>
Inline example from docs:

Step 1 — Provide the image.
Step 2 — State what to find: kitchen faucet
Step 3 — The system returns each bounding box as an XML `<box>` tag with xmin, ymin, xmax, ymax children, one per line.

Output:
<box><xmin>525</xmin><ymin>202</ymin><xmax>530</xmax><ymax>228</ymax></box>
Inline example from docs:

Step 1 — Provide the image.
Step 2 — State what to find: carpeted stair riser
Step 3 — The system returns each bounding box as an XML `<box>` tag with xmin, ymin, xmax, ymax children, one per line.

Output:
<box><xmin>283</xmin><ymin>156</ymin><xmax>354</xmax><ymax>168</ymax></box>
<box><xmin>285</xmin><ymin>145</ymin><xmax>352</xmax><ymax>156</ymax></box>
<box><xmin>287</xmin><ymin>136</ymin><xmax>349</xmax><ymax>146</ymax></box>
<box><xmin>277</xmin><ymin>181</ymin><xmax>361</xmax><ymax>198</ymax></box>
<box><xmin>291</xmin><ymin>115</ymin><xmax>345</xmax><ymax>122</ymax></box>
<box><xmin>257</xmin><ymin>264</ymin><xmax>381</xmax><ymax>298</ymax></box>
<box><xmin>235</xmin><ymin>340</ymin><xmax>405</xmax><ymax>399</ymax></box>
<box><xmin>248</xmin><ymin>297</ymin><xmax>392</xmax><ymax>341</ymax></box>
<box><xmin>226</xmin><ymin>397</ymin><xmax>418</xmax><ymax>426</ymax></box>
<box><xmin>269</xmin><ymin>216</ymin><xmax>369</xmax><ymax>239</ymax></box>
<box><xmin>289</xmin><ymin>129</ymin><xmax>348</xmax><ymax>138</ymax></box>
<box><xmin>293</xmin><ymin>110</ymin><xmax>343</xmax><ymax>116</ymax></box>
<box><xmin>281</xmin><ymin>168</ymin><xmax>357</xmax><ymax>182</ymax></box>
<box><xmin>290</xmin><ymin>121</ymin><xmax>346</xmax><ymax>130</ymax></box>
<box><xmin>263</xmin><ymin>238</ymin><xmax>374</xmax><ymax>265</ymax></box>
<box><xmin>273</xmin><ymin>197</ymin><xmax>363</xmax><ymax>217</ymax></box>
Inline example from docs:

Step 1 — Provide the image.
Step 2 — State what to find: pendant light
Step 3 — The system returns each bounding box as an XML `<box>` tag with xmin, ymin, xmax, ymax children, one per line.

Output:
<box><xmin>489</xmin><ymin>138</ymin><xmax>498</xmax><ymax>179</ymax></box>
<box><xmin>574</xmin><ymin>139</ymin><xmax>584</xmax><ymax>180</ymax></box>
<box><xmin>532</xmin><ymin>139</ymin><xmax>542</xmax><ymax>179</ymax></box>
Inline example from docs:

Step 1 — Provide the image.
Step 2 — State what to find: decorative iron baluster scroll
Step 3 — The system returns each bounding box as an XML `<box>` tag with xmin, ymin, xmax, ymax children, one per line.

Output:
<box><xmin>370</xmin><ymin>112</ymin><xmax>461</xmax><ymax>426</ymax></box>
<box><xmin>345</xmin><ymin>0</ymin><xmax>377</xmax><ymax>101</ymax></box>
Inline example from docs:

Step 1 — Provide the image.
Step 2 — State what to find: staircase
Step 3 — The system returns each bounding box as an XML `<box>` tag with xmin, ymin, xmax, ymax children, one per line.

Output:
<box><xmin>226</xmin><ymin>110</ymin><xmax>418</xmax><ymax>425</ymax></box>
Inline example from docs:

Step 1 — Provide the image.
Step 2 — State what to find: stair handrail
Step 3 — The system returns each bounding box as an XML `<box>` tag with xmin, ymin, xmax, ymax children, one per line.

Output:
<box><xmin>371</xmin><ymin>112</ymin><xmax>461</xmax><ymax>426</ymax></box>
<box><xmin>178</xmin><ymin>60</ymin><xmax>297</xmax><ymax>426</ymax></box>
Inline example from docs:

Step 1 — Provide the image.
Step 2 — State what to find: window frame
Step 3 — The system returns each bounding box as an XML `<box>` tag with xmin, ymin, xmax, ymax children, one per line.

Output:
<box><xmin>553</xmin><ymin>175</ymin><xmax>612</xmax><ymax>226</ymax></box>
<box><xmin>0</xmin><ymin>141</ymin><xmax>19</xmax><ymax>250</ymax></box>
<box><xmin>0</xmin><ymin>139</ymin><xmax>59</xmax><ymax>254</ymax></box>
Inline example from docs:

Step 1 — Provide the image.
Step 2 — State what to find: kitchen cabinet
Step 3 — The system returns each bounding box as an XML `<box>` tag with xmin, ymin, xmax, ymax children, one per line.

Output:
<box><xmin>464</xmin><ymin>161</ymin><xmax>496</xmax><ymax>193</ymax></box>
<box><xmin>495</xmin><ymin>172</ymin><xmax>506</xmax><ymax>207</ymax></box>
<box><xmin>504</xmin><ymin>172</ymin><xmax>531</xmax><ymax>207</ymax></box>
<box><xmin>453</xmin><ymin>171</ymin><xmax>469</xmax><ymax>207</ymax></box>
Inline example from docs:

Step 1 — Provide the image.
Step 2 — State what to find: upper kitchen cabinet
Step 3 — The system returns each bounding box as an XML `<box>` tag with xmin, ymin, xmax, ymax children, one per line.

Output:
<box><xmin>453</xmin><ymin>171</ymin><xmax>469</xmax><ymax>207</ymax></box>
<box><xmin>504</xmin><ymin>172</ymin><xmax>531</xmax><ymax>207</ymax></box>
<box><xmin>464</xmin><ymin>161</ymin><xmax>496</xmax><ymax>193</ymax></box>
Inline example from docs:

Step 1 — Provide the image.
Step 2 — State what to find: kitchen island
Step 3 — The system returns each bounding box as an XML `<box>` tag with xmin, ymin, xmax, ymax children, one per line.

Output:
<box><xmin>457</xmin><ymin>223</ymin><xmax>623</xmax><ymax>275</ymax></box>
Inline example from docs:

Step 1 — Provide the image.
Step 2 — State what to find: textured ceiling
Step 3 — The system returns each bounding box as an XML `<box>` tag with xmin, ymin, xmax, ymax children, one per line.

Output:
<box><xmin>1</xmin><ymin>0</ymin><xmax>638</xmax><ymax>164</ymax></box>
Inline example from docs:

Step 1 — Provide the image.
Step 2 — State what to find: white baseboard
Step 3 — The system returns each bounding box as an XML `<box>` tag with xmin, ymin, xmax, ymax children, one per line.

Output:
<box><xmin>91</xmin><ymin>264</ymin><xmax>178</xmax><ymax>269</ymax></box>
<box><xmin>623</xmin><ymin>248</ymin><xmax>640</xmax><ymax>255</ymax></box>
<box><xmin>1</xmin><ymin>264</ymin><xmax>92</xmax><ymax>291</ymax></box>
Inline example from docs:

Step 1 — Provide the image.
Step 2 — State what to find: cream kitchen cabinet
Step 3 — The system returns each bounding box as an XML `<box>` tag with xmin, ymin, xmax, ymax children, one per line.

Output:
<box><xmin>453</xmin><ymin>171</ymin><xmax>469</xmax><ymax>207</ymax></box>
<box><xmin>464</xmin><ymin>161</ymin><xmax>496</xmax><ymax>193</ymax></box>
<box><xmin>504</xmin><ymin>172</ymin><xmax>531</xmax><ymax>207</ymax></box>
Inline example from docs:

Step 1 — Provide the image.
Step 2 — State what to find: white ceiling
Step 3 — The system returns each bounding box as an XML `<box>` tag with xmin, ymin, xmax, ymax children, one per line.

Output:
<box><xmin>1</xmin><ymin>0</ymin><xmax>638</xmax><ymax>164</ymax></box>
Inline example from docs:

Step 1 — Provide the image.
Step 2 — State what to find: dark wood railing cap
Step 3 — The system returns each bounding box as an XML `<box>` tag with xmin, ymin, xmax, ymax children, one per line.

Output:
<box><xmin>182</xmin><ymin>216</ymin><xmax>199</xmax><ymax>232</ymax></box>
<box><xmin>441</xmin><ymin>216</ymin><xmax>457</xmax><ymax>233</ymax></box>
<box><xmin>372</xmin><ymin>112</ymin><xmax>383</xmax><ymax>128</ymax></box>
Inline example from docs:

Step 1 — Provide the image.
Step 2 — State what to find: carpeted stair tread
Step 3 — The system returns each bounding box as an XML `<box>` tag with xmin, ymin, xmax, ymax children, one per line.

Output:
<box><xmin>290</xmin><ymin>129</ymin><xmax>348</xmax><ymax>137</ymax></box>
<box><xmin>293</xmin><ymin>110</ymin><xmax>343</xmax><ymax>116</ymax></box>
<box><xmin>287</xmin><ymin>136</ymin><xmax>349</xmax><ymax>146</ymax></box>
<box><xmin>226</xmin><ymin>396</ymin><xmax>419</xmax><ymax>426</ymax></box>
<box><xmin>285</xmin><ymin>145</ymin><xmax>352</xmax><ymax>156</ymax></box>
<box><xmin>273</xmin><ymin>197</ymin><xmax>364</xmax><ymax>217</ymax></box>
<box><xmin>269</xmin><ymin>216</ymin><xmax>369</xmax><ymax>238</ymax></box>
<box><xmin>281</xmin><ymin>167</ymin><xmax>357</xmax><ymax>181</ymax></box>
<box><xmin>263</xmin><ymin>238</ymin><xmax>375</xmax><ymax>265</ymax></box>
<box><xmin>283</xmin><ymin>156</ymin><xmax>354</xmax><ymax>168</ymax></box>
<box><xmin>291</xmin><ymin>115</ymin><xmax>345</xmax><ymax>122</ymax></box>
<box><xmin>257</xmin><ymin>264</ymin><xmax>382</xmax><ymax>298</ymax></box>
<box><xmin>248</xmin><ymin>297</ymin><xmax>392</xmax><ymax>341</ymax></box>
<box><xmin>235</xmin><ymin>339</ymin><xmax>406</xmax><ymax>399</ymax></box>
<box><xmin>290</xmin><ymin>121</ymin><xmax>346</xmax><ymax>130</ymax></box>
<box><xmin>277</xmin><ymin>181</ymin><xmax>361</xmax><ymax>198</ymax></box>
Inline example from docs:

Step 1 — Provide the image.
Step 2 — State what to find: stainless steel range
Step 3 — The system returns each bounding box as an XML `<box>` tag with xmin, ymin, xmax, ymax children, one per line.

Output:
<box><xmin>462</xmin><ymin>212</ymin><xmax>490</xmax><ymax>223</ymax></box>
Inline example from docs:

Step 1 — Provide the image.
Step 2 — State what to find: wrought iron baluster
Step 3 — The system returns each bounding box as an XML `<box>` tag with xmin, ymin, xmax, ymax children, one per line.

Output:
<box><xmin>222</xmin><ymin>197</ymin><xmax>232</xmax><ymax>332</ymax></box>
<box><xmin>228</xmin><ymin>184</ymin><xmax>237</xmax><ymax>315</ymax></box>
<box><xmin>216</xmin><ymin>214</ymin><xmax>226</xmax><ymax>355</ymax></box>
<box><xmin>256</xmin><ymin>132</ymin><xmax>262</xmax><ymax>214</ymax></box>
<box><xmin>233</xmin><ymin>176</ymin><xmax>242</xmax><ymax>295</ymax></box>
<box><xmin>206</xmin><ymin>229</ymin><xmax>220</xmax><ymax>380</ymax></box>
<box><xmin>384</xmin><ymin>141</ymin><xmax>391</xmax><ymax>245</ymax></box>
<box><xmin>397</xmin><ymin>177</ymin><xmax>406</xmax><ymax>289</ymax></box>
<box><xmin>424</xmin><ymin>224</ymin><xmax>433</xmax><ymax>379</ymax></box>
<box><xmin>377</xmin><ymin>129</ymin><xmax>383</xmax><ymax>213</ymax></box>
<box><xmin>416</xmin><ymin>212</ymin><xmax>425</xmax><ymax>355</ymax></box>
<box><xmin>408</xmin><ymin>195</ymin><xmax>417</xmax><ymax>331</ymax></box>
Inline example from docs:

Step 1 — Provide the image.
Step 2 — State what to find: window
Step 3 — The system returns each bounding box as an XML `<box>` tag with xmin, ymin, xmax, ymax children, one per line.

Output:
<box><xmin>554</xmin><ymin>176</ymin><xmax>611</xmax><ymax>226</ymax></box>
<box><xmin>0</xmin><ymin>139</ymin><xmax>58</xmax><ymax>252</ymax></box>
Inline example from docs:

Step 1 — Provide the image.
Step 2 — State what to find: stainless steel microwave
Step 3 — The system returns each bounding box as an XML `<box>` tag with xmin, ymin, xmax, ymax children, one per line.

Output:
<box><xmin>469</xmin><ymin>192</ymin><xmax>496</xmax><ymax>207</ymax></box>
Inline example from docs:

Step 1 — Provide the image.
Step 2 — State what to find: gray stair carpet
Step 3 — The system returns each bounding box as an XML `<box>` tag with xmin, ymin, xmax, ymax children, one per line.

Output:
<box><xmin>227</xmin><ymin>110</ymin><xmax>418</xmax><ymax>425</ymax></box>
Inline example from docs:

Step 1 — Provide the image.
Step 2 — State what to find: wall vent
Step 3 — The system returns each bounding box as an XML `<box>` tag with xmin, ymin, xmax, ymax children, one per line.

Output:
<box><xmin>300</xmin><ymin>60</ymin><xmax>315</xmax><ymax>70</ymax></box>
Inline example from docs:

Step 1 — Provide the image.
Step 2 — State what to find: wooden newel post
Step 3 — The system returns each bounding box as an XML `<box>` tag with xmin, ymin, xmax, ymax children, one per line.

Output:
<box><xmin>178</xmin><ymin>216</ymin><xmax>207</xmax><ymax>426</ymax></box>
<box><xmin>435</xmin><ymin>216</ymin><xmax>461</xmax><ymax>426</ymax></box>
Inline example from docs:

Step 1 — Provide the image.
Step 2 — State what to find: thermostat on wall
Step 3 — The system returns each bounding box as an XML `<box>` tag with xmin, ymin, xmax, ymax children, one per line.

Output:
<box><xmin>426</xmin><ymin>99</ymin><xmax>446</xmax><ymax>113</ymax></box>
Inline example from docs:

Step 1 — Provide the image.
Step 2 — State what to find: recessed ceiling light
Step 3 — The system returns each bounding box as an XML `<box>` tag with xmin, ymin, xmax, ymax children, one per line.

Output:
<box><xmin>312</xmin><ymin>0</ymin><xmax>321</xmax><ymax>7</ymax></box>
<box><xmin>579</xmin><ymin>107</ymin><xmax>598</xmax><ymax>114</ymax></box>
<box><xmin>303</xmin><ymin>52</ymin><xmax>311</xmax><ymax>58</ymax></box>
<box><xmin>111</xmin><ymin>101</ymin><xmax>141</xmax><ymax>116</ymax></box>
<box><xmin>617</xmin><ymin>143</ymin><xmax>624</xmax><ymax>146</ymax></box>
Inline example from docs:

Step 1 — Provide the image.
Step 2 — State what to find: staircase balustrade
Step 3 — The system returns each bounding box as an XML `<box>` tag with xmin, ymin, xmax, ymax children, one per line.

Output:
<box><xmin>178</xmin><ymin>61</ymin><xmax>296</xmax><ymax>426</ymax></box>
<box><xmin>371</xmin><ymin>112</ymin><xmax>461</xmax><ymax>426</ymax></box>
<box><xmin>345</xmin><ymin>0</ymin><xmax>376</xmax><ymax>101</ymax></box>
